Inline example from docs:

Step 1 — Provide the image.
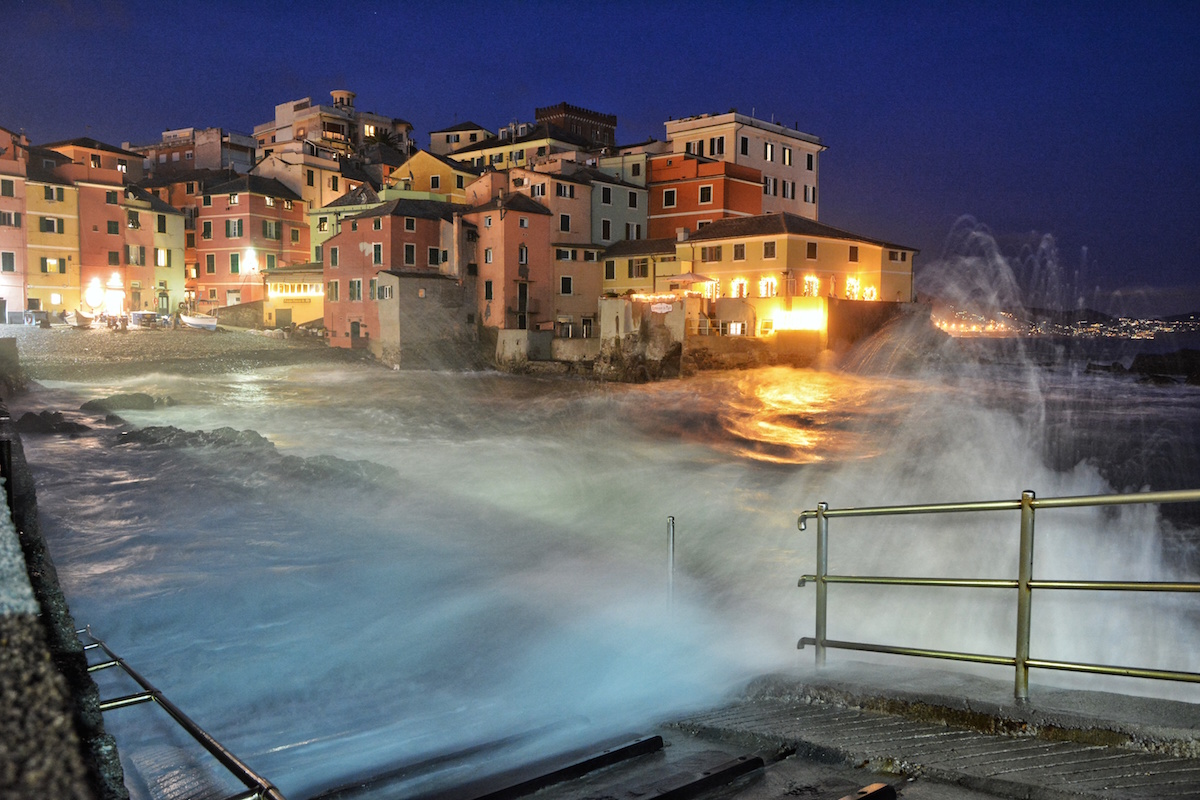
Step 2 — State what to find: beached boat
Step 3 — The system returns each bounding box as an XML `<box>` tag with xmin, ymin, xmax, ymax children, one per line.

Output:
<box><xmin>180</xmin><ymin>314</ymin><xmax>218</xmax><ymax>331</ymax></box>
<box><xmin>64</xmin><ymin>310</ymin><xmax>94</xmax><ymax>329</ymax></box>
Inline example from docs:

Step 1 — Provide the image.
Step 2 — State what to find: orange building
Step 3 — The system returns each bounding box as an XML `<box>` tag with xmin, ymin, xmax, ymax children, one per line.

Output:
<box><xmin>194</xmin><ymin>175</ymin><xmax>307</xmax><ymax>309</ymax></box>
<box><xmin>464</xmin><ymin>192</ymin><xmax>554</xmax><ymax>332</ymax></box>
<box><xmin>646</xmin><ymin>153</ymin><xmax>762</xmax><ymax>239</ymax></box>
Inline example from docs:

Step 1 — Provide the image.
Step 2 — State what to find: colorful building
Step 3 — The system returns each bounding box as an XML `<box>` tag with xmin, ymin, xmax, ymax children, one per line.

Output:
<box><xmin>646</xmin><ymin>152</ymin><xmax>763</xmax><ymax>238</ymax></box>
<box><xmin>463</xmin><ymin>191</ymin><xmax>553</xmax><ymax>333</ymax></box>
<box><xmin>663</xmin><ymin>113</ymin><xmax>824</xmax><ymax>219</ymax></box>
<box><xmin>0</xmin><ymin>127</ymin><xmax>29</xmax><ymax>318</ymax></box>
<box><xmin>254</xmin><ymin>90</ymin><xmax>412</xmax><ymax>160</ymax></box>
<box><xmin>387</xmin><ymin>150</ymin><xmax>481</xmax><ymax>203</ymax></box>
<box><xmin>123</xmin><ymin>127</ymin><xmax>256</xmax><ymax>177</ymax></box>
<box><xmin>428</xmin><ymin>121</ymin><xmax>492</xmax><ymax>156</ymax></box>
<box><xmin>601</xmin><ymin>238</ymin><xmax>679</xmax><ymax>297</ymax></box>
<box><xmin>194</xmin><ymin>175</ymin><xmax>307</xmax><ymax>309</ymax></box>
<box><xmin>23</xmin><ymin>150</ymin><xmax>80</xmax><ymax>314</ymax></box>
<box><xmin>263</xmin><ymin>262</ymin><xmax>324</xmax><ymax>328</ymax></box>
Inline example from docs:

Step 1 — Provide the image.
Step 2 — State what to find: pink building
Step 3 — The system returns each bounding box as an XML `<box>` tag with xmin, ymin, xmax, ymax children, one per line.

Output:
<box><xmin>322</xmin><ymin>198</ymin><xmax>463</xmax><ymax>348</ymax></box>
<box><xmin>463</xmin><ymin>191</ymin><xmax>554</xmax><ymax>332</ymax></box>
<box><xmin>0</xmin><ymin>127</ymin><xmax>28</xmax><ymax>318</ymax></box>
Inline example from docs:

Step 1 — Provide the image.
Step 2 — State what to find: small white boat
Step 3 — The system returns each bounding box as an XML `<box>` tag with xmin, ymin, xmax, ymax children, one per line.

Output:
<box><xmin>64</xmin><ymin>310</ymin><xmax>94</xmax><ymax>329</ymax></box>
<box><xmin>180</xmin><ymin>313</ymin><xmax>218</xmax><ymax>331</ymax></box>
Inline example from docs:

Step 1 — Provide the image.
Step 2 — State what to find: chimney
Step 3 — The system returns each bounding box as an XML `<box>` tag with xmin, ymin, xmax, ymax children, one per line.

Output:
<box><xmin>676</xmin><ymin>227</ymin><xmax>689</xmax><ymax>242</ymax></box>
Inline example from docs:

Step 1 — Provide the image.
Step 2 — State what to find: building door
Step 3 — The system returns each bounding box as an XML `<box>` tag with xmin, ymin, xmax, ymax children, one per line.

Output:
<box><xmin>350</xmin><ymin>320</ymin><xmax>361</xmax><ymax>342</ymax></box>
<box><xmin>276</xmin><ymin>308</ymin><xmax>292</xmax><ymax>328</ymax></box>
<box><xmin>226</xmin><ymin>290</ymin><xmax>241</xmax><ymax>307</ymax></box>
<box><xmin>517</xmin><ymin>283</ymin><xmax>528</xmax><ymax>330</ymax></box>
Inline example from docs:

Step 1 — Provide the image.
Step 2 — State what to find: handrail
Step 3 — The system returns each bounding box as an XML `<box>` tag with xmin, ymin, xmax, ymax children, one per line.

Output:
<box><xmin>796</xmin><ymin>488</ymin><xmax>1200</xmax><ymax>701</ymax></box>
<box><xmin>77</xmin><ymin>627</ymin><xmax>286</xmax><ymax>800</ymax></box>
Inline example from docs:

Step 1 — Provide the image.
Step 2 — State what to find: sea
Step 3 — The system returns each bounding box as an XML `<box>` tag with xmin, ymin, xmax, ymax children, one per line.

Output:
<box><xmin>13</xmin><ymin>322</ymin><xmax>1200</xmax><ymax>799</ymax></box>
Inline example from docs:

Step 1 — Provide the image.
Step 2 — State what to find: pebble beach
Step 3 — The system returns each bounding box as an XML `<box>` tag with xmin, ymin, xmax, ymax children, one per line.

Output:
<box><xmin>2</xmin><ymin>323</ymin><xmax>371</xmax><ymax>383</ymax></box>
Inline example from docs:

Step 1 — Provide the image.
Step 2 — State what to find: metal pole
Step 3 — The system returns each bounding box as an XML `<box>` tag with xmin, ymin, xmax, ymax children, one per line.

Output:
<box><xmin>1015</xmin><ymin>490</ymin><xmax>1036</xmax><ymax>702</ymax></box>
<box><xmin>667</xmin><ymin>515</ymin><xmax>675</xmax><ymax>612</ymax></box>
<box><xmin>815</xmin><ymin>502</ymin><xmax>828</xmax><ymax>668</ymax></box>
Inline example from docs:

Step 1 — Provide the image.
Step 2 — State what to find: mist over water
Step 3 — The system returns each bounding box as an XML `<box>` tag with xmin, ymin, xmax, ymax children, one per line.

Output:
<box><xmin>17</xmin><ymin>251</ymin><xmax>1200</xmax><ymax>796</ymax></box>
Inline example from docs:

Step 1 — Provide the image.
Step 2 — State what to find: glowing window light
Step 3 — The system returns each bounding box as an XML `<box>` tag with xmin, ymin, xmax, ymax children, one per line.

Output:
<box><xmin>863</xmin><ymin>285</ymin><xmax>877</xmax><ymax>301</ymax></box>
<box><xmin>103</xmin><ymin>272</ymin><xmax>125</xmax><ymax>316</ymax></box>
<box><xmin>84</xmin><ymin>278</ymin><xmax>105</xmax><ymax>310</ymax></box>
<box><xmin>730</xmin><ymin>278</ymin><xmax>748</xmax><ymax>299</ymax></box>
<box><xmin>803</xmin><ymin>274</ymin><xmax>820</xmax><ymax>297</ymax></box>
<box><xmin>845</xmin><ymin>276</ymin><xmax>861</xmax><ymax>300</ymax></box>
<box><xmin>51</xmin><ymin>293</ymin><xmax>62</xmax><ymax>305</ymax></box>
<box><xmin>758</xmin><ymin>276</ymin><xmax>777</xmax><ymax>298</ymax></box>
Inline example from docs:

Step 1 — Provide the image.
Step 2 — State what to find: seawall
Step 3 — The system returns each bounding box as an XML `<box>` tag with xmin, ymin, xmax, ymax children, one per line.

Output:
<box><xmin>0</xmin><ymin>337</ymin><xmax>127</xmax><ymax>800</ymax></box>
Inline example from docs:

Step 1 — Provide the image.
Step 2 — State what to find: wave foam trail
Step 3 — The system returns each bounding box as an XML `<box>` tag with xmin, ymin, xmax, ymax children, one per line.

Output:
<box><xmin>17</xmin><ymin>321</ymin><xmax>1200</xmax><ymax>796</ymax></box>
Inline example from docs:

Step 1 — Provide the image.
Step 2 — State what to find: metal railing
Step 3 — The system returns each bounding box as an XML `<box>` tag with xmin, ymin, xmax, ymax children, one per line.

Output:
<box><xmin>796</xmin><ymin>489</ymin><xmax>1200</xmax><ymax>702</ymax></box>
<box><xmin>78</xmin><ymin>627</ymin><xmax>286</xmax><ymax>800</ymax></box>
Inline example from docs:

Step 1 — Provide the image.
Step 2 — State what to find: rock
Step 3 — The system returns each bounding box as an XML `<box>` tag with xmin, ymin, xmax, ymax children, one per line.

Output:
<box><xmin>118</xmin><ymin>425</ymin><xmax>274</xmax><ymax>450</ymax></box>
<box><xmin>14</xmin><ymin>411</ymin><xmax>90</xmax><ymax>435</ymax></box>
<box><xmin>80</xmin><ymin>393</ymin><xmax>174</xmax><ymax>413</ymax></box>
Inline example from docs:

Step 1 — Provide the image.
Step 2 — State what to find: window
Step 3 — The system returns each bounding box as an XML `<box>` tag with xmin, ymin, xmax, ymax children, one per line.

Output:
<box><xmin>186</xmin><ymin>182</ymin><xmax>196</xmax><ymax>194</ymax></box>
<box><xmin>731</xmin><ymin>279</ymin><xmax>748</xmax><ymax>298</ymax></box>
<box><xmin>306</xmin><ymin>170</ymin><xmax>315</xmax><ymax>187</ymax></box>
<box><xmin>456</xmin><ymin>175</ymin><xmax>464</xmax><ymax>189</ymax></box>
<box><xmin>186</xmin><ymin>232</ymin><xmax>195</xmax><ymax>248</ymax></box>
<box><xmin>156</xmin><ymin>248</ymin><xmax>169</xmax><ymax>268</ymax></box>
<box><xmin>807</xmin><ymin>153</ymin><xmax>814</xmax><ymax>170</ymax></box>
<box><xmin>107</xmin><ymin>220</ymin><xmax>119</xmax><ymax>235</ymax></box>
<box><xmin>326</xmin><ymin>280</ymin><xmax>339</xmax><ymax>301</ymax></box>
<box><xmin>604</xmin><ymin>260</ymin><xmax>615</xmax><ymax>280</ymax></box>
<box><xmin>108</xmin><ymin>251</ymin><xmax>119</xmax><ymax>265</ymax></box>
<box><xmin>430</xmin><ymin>175</ymin><xmax>440</xmax><ymax>190</ymax></box>
<box><xmin>685</xmin><ymin>139</ymin><xmax>704</xmax><ymax>157</ymax></box>
<box><xmin>404</xmin><ymin>243</ymin><xmax>415</xmax><ymax>265</ymax></box>
<box><xmin>759</xmin><ymin>276</ymin><xmax>778</xmax><ymax>298</ymax></box>
<box><xmin>484</xmin><ymin>280</ymin><xmax>493</xmax><ymax>300</ymax></box>
<box><xmin>889</xmin><ymin>250</ymin><xmax>907</xmax><ymax>262</ymax></box>
<box><xmin>764</xmin><ymin>142</ymin><xmax>774</xmax><ymax>162</ymax></box>
<box><xmin>484</xmin><ymin>215</ymin><xmax>492</xmax><ymax>228</ymax></box>
<box><xmin>662</xmin><ymin>189</ymin><xmax>676</xmax><ymax>208</ymax></box>
<box><xmin>369</xmin><ymin>278</ymin><xmax>377</xmax><ymax>300</ymax></box>
<box><xmin>531</xmin><ymin>183</ymin><xmax>546</xmax><ymax>197</ymax></box>
<box><xmin>318</xmin><ymin>216</ymin><xmax>328</xmax><ymax>232</ymax></box>
<box><xmin>39</xmin><ymin>257</ymin><xmax>66</xmax><ymax>274</ymax></box>
<box><xmin>203</xmin><ymin>194</ymin><xmax>212</xmax><ymax>206</ymax></box>
<box><xmin>627</xmin><ymin>258</ymin><xmax>649</xmax><ymax>279</ymax></box>
<box><xmin>710</xmin><ymin>136</ymin><xmax>725</xmax><ymax>156</ymax></box>
<box><xmin>0</xmin><ymin>179</ymin><xmax>12</xmax><ymax>197</ymax></box>
<box><xmin>373</xmin><ymin>243</ymin><xmax>383</xmax><ymax>265</ymax></box>
<box><xmin>519</xmin><ymin>216</ymin><xmax>528</xmax><ymax>228</ymax></box>
<box><xmin>378</xmin><ymin>283</ymin><xmax>393</xmax><ymax>300</ymax></box>
<box><xmin>804</xmin><ymin>184</ymin><xmax>816</xmax><ymax>203</ymax></box>
<box><xmin>700</xmin><ymin>245</ymin><xmax>722</xmax><ymax>262</ymax></box>
<box><xmin>314</xmin><ymin>245</ymin><xmax>323</xmax><ymax>263</ymax></box>
<box><xmin>763</xmin><ymin>241</ymin><xmax>776</xmax><ymax>259</ymax></box>
<box><xmin>284</xmin><ymin>199</ymin><xmax>293</xmax><ymax>210</ymax></box>
<box><xmin>349</xmin><ymin>279</ymin><xmax>362</xmax><ymax>301</ymax></box>
<box><xmin>90</xmin><ymin>154</ymin><xmax>101</xmax><ymax>168</ymax></box>
<box><xmin>783</xmin><ymin>147</ymin><xmax>792</xmax><ymax>166</ymax></box>
<box><xmin>105</xmin><ymin>190</ymin><xmax>118</xmax><ymax>204</ymax></box>
<box><xmin>0</xmin><ymin>211</ymin><xmax>18</xmax><ymax>228</ymax></box>
<box><xmin>262</xmin><ymin>220</ymin><xmax>281</xmax><ymax>240</ymax></box>
<box><xmin>624</xmin><ymin>222</ymin><xmax>642</xmax><ymax>240</ymax></box>
<box><xmin>1</xmin><ymin>252</ymin><xmax>13</xmax><ymax>272</ymax></box>
<box><xmin>265</xmin><ymin>196</ymin><xmax>276</xmax><ymax>207</ymax></box>
<box><xmin>330</xmin><ymin>176</ymin><xmax>339</xmax><ymax>192</ymax></box>
<box><xmin>117</xmin><ymin>159</ymin><xmax>127</xmax><ymax>173</ymax></box>
<box><xmin>330</xmin><ymin>247</ymin><xmax>339</xmax><ymax>267</ymax></box>
<box><xmin>229</xmin><ymin>193</ymin><xmax>239</xmax><ymax>205</ymax></box>
<box><xmin>628</xmin><ymin>191</ymin><xmax>637</xmax><ymax>209</ymax></box>
<box><xmin>157</xmin><ymin>214</ymin><xmax>167</xmax><ymax>233</ymax></box>
<box><xmin>601</xmin><ymin>219</ymin><xmax>611</xmax><ymax>239</ymax></box>
<box><xmin>205</xmin><ymin>254</ymin><xmax>215</xmax><ymax>273</ymax></box>
<box><xmin>733</xmin><ymin>243</ymin><xmax>746</xmax><ymax>261</ymax></box>
<box><xmin>126</xmin><ymin>245</ymin><xmax>146</xmax><ymax>265</ymax></box>
<box><xmin>518</xmin><ymin>244</ymin><xmax>527</xmax><ymax>265</ymax></box>
<box><xmin>740</xmin><ymin>136</ymin><xmax>749</xmax><ymax>156</ymax></box>
<box><xmin>849</xmin><ymin>245</ymin><xmax>859</xmax><ymax>263</ymax></box>
<box><xmin>230</xmin><ymin>253</ymin><xmax>239</xmax><ymax>274</ymax></box>
<box><xmin>559</xmin><ymin>214</ymin><xmax>570</xmax><ymax>232</ymax></box>
<box><xmin>807</xmin><ymin>242</ymin><xmax>818</xmax><ymax>260</ymax></box>
<box><xmin>373</xmin><ymin>217</ymin><xmax>382</xmax><ymax>230</ymax></box>
<box><xmin>560</xmin><ymin>276</ymin><xmax>573</xmax><ymax>295</ymax></box>
<box><xmin>631</xmin><ymin>163</ymin><xmax>641</xmax><ymax>177</ymax></box>
<box><xmin>484</xmin><ymin>248</ymin><xmax>493</xmax><ymax>264</ymax></box>
<box><xmin>699</xmin><ymin>185</ymin><xmax>713</xmax><ymax>204</ymax></box>
<box><xmin>225</xmin><ymin>219</ymin><xmax>243</xmax><ymax>238</ymax></box>
<box><xmin>556</xmin><ymin>182</ymin><xmax>575</xmax><ymax>198</ymax></box>
<box><xmin>40</xmin><ymin>217</ymin><xmax>64</xmax><ymax>233</ymax></box>
<box><xmin>428</xmin><ymin>247</ymin><xmax>440</xmax><ymax>266</ymax></box>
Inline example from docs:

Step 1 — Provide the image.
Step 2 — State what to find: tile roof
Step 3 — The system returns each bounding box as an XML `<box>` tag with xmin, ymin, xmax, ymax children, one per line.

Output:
<box><xmin>685</xmin><ymin>212</ymin><xmax>918</xmax><ymax>252</ymax></box>
<box><xmin>125</xmin><ymin>185</ymin><xmax>184</xmax><ymax>215</ymax></box>
<box><xmin>348</xmin><ymin>197</ymin><xmax>465</xmax><ymax>222</ymax></box>
<box><xmin>601</xmin><ymin>238</ymin><xmax>678</xmax><ymax>258</ymax></box>
<box><xmin>393</xmin><ymin>149</ymin><xmax>485</xmax><ymax>176</ymax></box>
<box><xmin>136</xmin><ymin>167</ymin><xmax>239</xmax><ymax>190</ymax></box>
<box><xmin>39</xmin><ymin>137</ymin><xmax>144</xmax><ymax>158</ymax></box>
<box><xmin>429</xmin><ymin>121</ymin><xmax>490</xmax><ymax>134</ymax></box>
<box><xmin>324</xmin><ymin>185</ymin><xmax>381</xmax><ymax>208</ymax></box>
<box><xmin>206</xmin><ymin>174</ymin><xmax>302</xmax><ymax>202</ymax></box>
<box><xmin>465</xmin><ymin>192</ymin><xmax>552</xmax><ymax>216</ymax></box>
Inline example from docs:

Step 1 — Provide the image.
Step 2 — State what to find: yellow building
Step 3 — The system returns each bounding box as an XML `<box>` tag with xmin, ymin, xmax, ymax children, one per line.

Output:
<box><xmin>386</xmin><ymin>150</ymin><xmax>481</xmax><ymax>204</ymax></box>
<box><xmin>670</xmin><ymin>212</ymin><xmax>916</xmax><ymax>337</ymax></box>
<box><xmin>24</xmin><ymin>165</ymin><xmax>80</xmax><ymax>313</ymax></box>
<box><xmin>600</xmin><ymin>238</ymin><xmax>678</xmax><ymax>297</ymax></box>
<box><xmin>263</xmin><ymin>262</ymin><xmax>324</xmax><ymax>328</ymax></box>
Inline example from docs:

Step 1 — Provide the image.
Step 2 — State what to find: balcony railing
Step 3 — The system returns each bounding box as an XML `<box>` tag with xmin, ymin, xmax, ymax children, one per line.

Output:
<box><xmin>796</xmin><ymin>489</ymin><xmax>1200</xmax><ymax>701</ymax></box>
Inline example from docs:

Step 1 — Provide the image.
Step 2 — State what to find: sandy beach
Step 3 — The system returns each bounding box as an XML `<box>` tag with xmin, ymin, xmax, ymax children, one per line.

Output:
<box><xmin>1</xmin><ymin>323</ymin><xmax>373</xmax><ymax>383</ymax></box>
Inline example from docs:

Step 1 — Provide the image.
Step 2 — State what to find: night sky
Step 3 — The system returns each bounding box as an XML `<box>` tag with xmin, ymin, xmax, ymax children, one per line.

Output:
<box><xmin>3</xmin><ymin>0</ymin><xmax>1197</xmax><ymax>315</ymax></box>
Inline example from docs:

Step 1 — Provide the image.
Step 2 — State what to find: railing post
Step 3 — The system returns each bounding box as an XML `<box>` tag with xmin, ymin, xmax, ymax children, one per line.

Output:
<box><xmin>667</xmin><ymin>515</ymin><xmax>675</xmax><ymax>612</ymax></box>
<box><xmin>815</xmin><ymin>502</ymin><xmax>829</xmax><ymax>668</ymax></box>
<box><xmin>1015</xmin><ymin>490</ymin><xmax>1036</xmax><ymax>702</ymax></box>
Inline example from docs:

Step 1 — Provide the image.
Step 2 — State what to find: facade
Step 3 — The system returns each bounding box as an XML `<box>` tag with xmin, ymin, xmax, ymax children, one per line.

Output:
<box><xmin>309</xmin><ymin>184</ymin><xmax>383</xmax><ymax>265</ymax></box>
<box><xmin>42</xmin><ymin>137</ymin><xmax>145</xmax><ymax>183</ymax></box>
<box><xmin>663</xmin><ymin>113</ymin><xmax>824</xmax><ymax>219</ymax></box>
<box><xmin>534</xmin><ymin>102</ymin><xmax>617</xmax><ymax>149</ymax></box>
<box><xmin>24</xmin><ymin>154</ymin><xmax>80</xmax><ymax>313</ymax></box>
<box><xmin>194</xmin><ymin>175</ymin><xmax>307</xmax><ymax>309</ymax></box>
<box><xmin>674</xmin><ymin>212</ymin><xmax>917</xmax><ymax>337</ymax></box>
<box><xmin>428</xmin><ymin>121</ymin><xmax>492</xmax><ymax>156</ymax></box>
<box><xmin>322</xmin><ymin>198</ymin><xmax>464</xmax><ymax>348</ymax></box>
<box><xmin>263</xmin><ymin>262</ymin><xmax>324</xmax><ymax>328</ymax></box>
<box><xmin>601</xmin><ymin>238</ymin><xmax>678</xmax><ymax>297</ymax></box>
<box><xmin>0</xmin><ymin>127</ymin><xmax>29</xmax><ymax>318</ymax></box>
<box><xmin>252</xmin><ymin>150</ymin><xmax>348</xmax><ymax>217</ymax></box>
<box><xmin>254</xmin><ymin>90</ymin><xmax>412</xmax><ymax>160</ymax></box>
<box><xmin>373</xmin><ymin>270</ymin><xmax>478</xmax><ymax>368</ymax></box>
<box><xmin>565</xmin><ymin>166</ymin><xmax>647</xmax><ymax>247</ymax></box>
<box><xmin>463</xmin><ymin>192</ymin><xmax>553</xmax><ymax>333</ymax></box>
<box><xmin>123</xmin><ymin>127</ymin><xmax>256</xmax><ymax>176</ymax></box>
<box><xmin>387</xmin><ymin>150</ymin><xmax>481</xmax><ymax>203</ymax></box>
<box><xmin>646</xmin><ymin>153</ymin><xmax>763</xmax><ymax>238</ymax></box>
<box><xmin>445</xmin><ymin>122</ymin><xmax>591</xmax><ymax>171</ymax></box>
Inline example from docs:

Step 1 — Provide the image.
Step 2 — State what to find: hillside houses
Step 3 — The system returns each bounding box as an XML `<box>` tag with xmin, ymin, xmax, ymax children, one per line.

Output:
<box><xmin>0</xmin><ymin>91</ymin><xmax>917</xmax><ymax>372</ymax></box>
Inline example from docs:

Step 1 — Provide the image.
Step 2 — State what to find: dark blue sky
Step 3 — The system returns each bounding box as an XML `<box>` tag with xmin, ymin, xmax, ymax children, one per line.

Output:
<box><xmin>3</xmin><ymin>0</ymin><xmax>1197</xmax><ymax>314</ymax></box>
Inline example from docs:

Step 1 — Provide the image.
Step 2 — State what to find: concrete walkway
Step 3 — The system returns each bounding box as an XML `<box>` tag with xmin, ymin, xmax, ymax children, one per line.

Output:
<box><xmin>675</xmin><ymin>662</ymin><xmax>1200</xmax><ymax>799</ymax></box>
